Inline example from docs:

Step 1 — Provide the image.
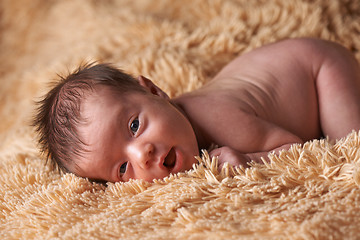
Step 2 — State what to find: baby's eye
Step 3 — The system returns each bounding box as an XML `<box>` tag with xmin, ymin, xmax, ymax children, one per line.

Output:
<box><xmin>130</xmin><ymin>118</ymin><xmax>140</xmax><ymax>134</ymax></box>
<box><xmin>119</xmin><ymin>162</ymin><xmax>128</xmax><ymax>176</ymax></box>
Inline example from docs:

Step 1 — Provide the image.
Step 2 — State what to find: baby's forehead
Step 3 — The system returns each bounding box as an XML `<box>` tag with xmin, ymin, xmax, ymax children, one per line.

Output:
<box><xmin>80</xmin><ymin>84</ymin><xmax>144</xmax><ymax>114</ymax></box>
<box><xmin>87</xmin><ymin>84</ymin><xmax>116</xmax><ymax>96</ymax></box>
<box><xmin>80</xmin><ymin>85</ymin><xmax>119</xmax><ymax>106</ymax></box>
<box><xmin>80</xmin><ymin>85</ymin><xmax>121</xmax><ymax>103</ymax></box>
<box><xmin>79</xmin><ymin>85</ymin><xmax>151</xmax><ymax>117</ymax></box>
<box><xmin>77</xmin><ymin>86</ymin><xmax>124</xmax><ymax>144</ymax></box>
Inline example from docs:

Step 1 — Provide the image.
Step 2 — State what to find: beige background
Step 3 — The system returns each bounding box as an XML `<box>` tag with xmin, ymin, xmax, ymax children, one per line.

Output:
<box><xmin>1</xmin><ymin>0</ymin><xmax>360</xmax><ymax>239</ymax></box>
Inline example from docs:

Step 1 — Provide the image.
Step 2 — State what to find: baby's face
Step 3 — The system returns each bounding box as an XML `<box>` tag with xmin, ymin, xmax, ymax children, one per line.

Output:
<box><xmin>71</xmin><ymin>86</ymin><xmax>199</xmax><ymax>182</ymax></box>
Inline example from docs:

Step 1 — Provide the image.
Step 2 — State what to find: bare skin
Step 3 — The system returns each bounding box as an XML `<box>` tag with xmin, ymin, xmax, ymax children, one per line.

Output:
<box><xmin>174</xmin><ymin>38</ymin><xmax>360</xmax><ymax>167</ymax></box>
<box><xmin>74</xmin><ymin>38</ymin><xmax>360</xmax><ymax>182</ymax></box>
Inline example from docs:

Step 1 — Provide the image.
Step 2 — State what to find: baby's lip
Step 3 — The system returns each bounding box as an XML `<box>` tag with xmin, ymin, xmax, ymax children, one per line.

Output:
<box><xmin>160</xmin><ymin>147</ymin><xmax>184</xmax><ymax>174</ymax></box>
<box><xmin>162</xmin><ymin>147</ymin><xmax>176</xmax><ymax>171</ymax></box>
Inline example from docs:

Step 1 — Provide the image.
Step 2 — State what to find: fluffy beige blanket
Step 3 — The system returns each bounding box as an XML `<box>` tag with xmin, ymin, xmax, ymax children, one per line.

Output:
<box><xmin>1</xmin><ymin>0</ymin><xmax>360</xmax><ymax>239</ymax></box>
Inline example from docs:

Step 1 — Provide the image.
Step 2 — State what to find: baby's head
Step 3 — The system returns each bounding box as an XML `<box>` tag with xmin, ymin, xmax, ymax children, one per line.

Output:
<box><xmin>34</xmin><ymin>63</ymin><xmax>199</xmax><ymax>182</ymax></box>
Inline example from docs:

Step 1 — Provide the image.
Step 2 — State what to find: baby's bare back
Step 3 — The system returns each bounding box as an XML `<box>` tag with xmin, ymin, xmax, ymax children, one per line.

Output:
<box><xmin>175</xmin><ymin>38</ymin><xmax>360</xmax><ymax>153</ymax></box>
<box><xmin>208</xmin><ymin>39</ymin><xmax>322</xmax><ymax>140</ymax></box>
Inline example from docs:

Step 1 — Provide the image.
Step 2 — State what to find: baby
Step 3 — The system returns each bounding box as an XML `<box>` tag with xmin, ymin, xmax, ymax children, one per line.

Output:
<box><xmin>34</xmin><ymin>38</ymin><xmax>360</xmax><ymax>182</ymax></box>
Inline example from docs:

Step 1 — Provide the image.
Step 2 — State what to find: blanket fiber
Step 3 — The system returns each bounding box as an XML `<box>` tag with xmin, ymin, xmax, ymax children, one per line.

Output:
<box><xmin>1</xmin><ymin>0</ymin><xmax>360</xmax><ymax>239</ymax></box>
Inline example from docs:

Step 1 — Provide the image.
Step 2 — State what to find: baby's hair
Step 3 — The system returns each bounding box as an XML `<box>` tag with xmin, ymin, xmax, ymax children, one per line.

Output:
<box><xmin>33</xmin><ymin>63</ymin><xmax>145</xmax><ymax>173</ymax></box>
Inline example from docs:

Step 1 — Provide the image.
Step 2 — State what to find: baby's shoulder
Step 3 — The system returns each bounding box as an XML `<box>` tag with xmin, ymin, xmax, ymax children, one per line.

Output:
<box><xmin>240</xmin><ymin>38</ymin><xmax>349</xmax><ymax>72</ymax></box>
<box><xmin>177</xmin><ymin>87</ymin><xmax>255</xmax><ymax>118</ymax></box>
<box><xmin>207</xmin><ymin>38</ymin><xmax>338</xmax><ymax>93</ymax></box>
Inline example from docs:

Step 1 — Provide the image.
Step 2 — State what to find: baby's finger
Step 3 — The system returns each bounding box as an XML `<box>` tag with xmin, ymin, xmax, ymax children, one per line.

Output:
<box><xmin>209</xmin><ymin>148</ymin><xmax>222</xmax><ymax>158</ymax></box>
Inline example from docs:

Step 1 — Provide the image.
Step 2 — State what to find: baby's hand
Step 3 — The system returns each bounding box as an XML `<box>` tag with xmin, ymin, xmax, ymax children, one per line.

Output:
<box><xmin>209</xmin><ymin>146</ymin><xmax>252</xmax><ymax>168</ymax></box>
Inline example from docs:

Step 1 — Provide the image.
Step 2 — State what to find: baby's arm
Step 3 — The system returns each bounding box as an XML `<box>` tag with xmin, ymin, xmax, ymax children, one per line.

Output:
<box><xmin>209</xmin><ymin>112</ymin><xmax>304</xmax><ymax>168</ymax></box>
<box><xmin>209</xmin><ymin>143</ymin><xmax>294</xmax><ymax>168</ymax></box>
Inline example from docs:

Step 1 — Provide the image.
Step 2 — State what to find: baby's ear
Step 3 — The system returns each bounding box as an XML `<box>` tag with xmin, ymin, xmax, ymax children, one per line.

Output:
<box><xmin>137</xmin><ymin>75</ymin><xmax>169</xmax><ymax>99</ymax></box>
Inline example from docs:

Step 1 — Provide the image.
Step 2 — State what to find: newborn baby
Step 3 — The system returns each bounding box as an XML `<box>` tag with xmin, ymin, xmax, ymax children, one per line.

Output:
<box><xmin>34</xmin><ymin>38</ymin><xmax>360</xmax><ymax>182</ymax></box>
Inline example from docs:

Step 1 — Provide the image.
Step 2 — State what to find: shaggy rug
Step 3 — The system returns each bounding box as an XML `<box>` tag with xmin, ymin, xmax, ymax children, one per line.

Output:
<box><xmin>1</xmin><ymin>0</ymin><xmax>360</xmax><ymax>239</ymax></box>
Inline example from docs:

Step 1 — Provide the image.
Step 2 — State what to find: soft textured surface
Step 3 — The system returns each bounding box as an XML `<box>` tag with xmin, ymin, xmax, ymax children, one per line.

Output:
<box><xmin>1</xmin><ymin>0</ymin><xmax>360</xmax><ymax>239</ymax></box>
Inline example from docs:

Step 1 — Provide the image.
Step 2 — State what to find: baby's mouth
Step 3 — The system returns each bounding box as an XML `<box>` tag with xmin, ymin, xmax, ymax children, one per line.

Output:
<box><xmin>163</xmin><ymin>147</ymin><xmax>176</xmax><ymax>170</ymax></box>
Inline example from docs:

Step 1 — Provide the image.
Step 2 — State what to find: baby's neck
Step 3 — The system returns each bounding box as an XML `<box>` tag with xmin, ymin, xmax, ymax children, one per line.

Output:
<box><xmin>171</xmin><ymin>93</ymin><xmax>211</xmax><ymax>151</ymax></box>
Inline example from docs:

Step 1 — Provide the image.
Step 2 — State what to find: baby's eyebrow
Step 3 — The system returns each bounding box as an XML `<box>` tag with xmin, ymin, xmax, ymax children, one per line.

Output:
<box><xmin>115</xmin><ymin>108</ymin><xmax>126</xmax><ymax>128</ymax></box>
<box><xmin>102</xmin><ymin>108</ymin><xmax>130</xmax><ymax>179</ymax></box>
<box><xmin>114</xmin><ymin>105</ymin><xmax>132</xmax><ymax>135</ymax></box>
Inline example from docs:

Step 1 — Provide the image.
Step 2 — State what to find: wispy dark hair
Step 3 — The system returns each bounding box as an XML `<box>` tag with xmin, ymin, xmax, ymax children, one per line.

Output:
<box><xmin>33</xmin><ymin>63</ymin><xmax>145</xmax><ymax>173</ymax></box>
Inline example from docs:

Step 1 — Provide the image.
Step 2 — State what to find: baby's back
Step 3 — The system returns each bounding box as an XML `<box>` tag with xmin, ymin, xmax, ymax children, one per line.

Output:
<box><xmin>209</xmin><ymin>38</ymin><xmax>323</xmax><ymax>139</ymax></box>
<box><xmin>176</xmin><ymin>38</ymin><xmax>340</xmax><ymax>152</ymax></box>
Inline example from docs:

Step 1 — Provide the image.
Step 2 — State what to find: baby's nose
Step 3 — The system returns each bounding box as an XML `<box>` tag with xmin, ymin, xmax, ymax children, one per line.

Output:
<box><xmin>135</xmin><ymin>143</ymin><xmax>155</xmax><ymax>169</ymax></box>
